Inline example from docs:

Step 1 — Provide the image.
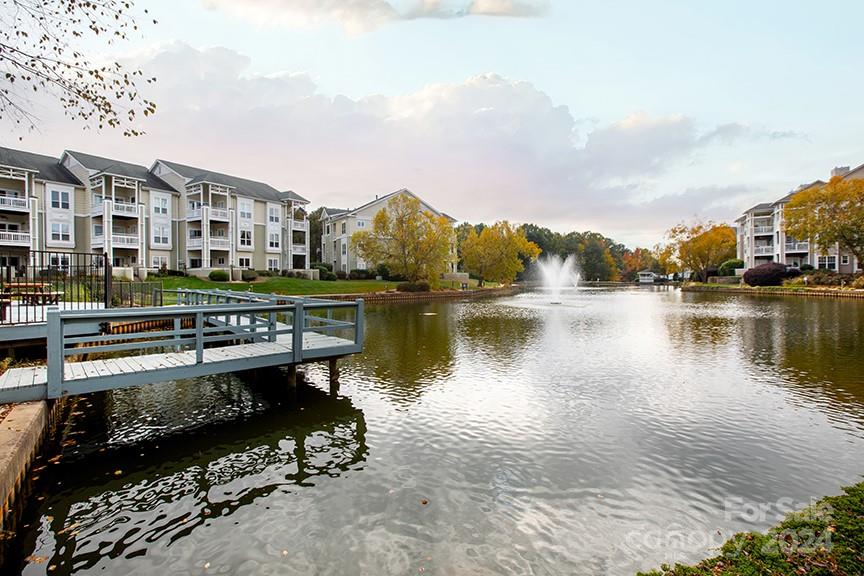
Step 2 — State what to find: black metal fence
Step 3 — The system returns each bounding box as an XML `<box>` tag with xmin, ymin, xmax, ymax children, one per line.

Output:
<box><xmin>0</xmin><ymin>250</ymin><xmax>163</xmax><ymax>325</ymax></box>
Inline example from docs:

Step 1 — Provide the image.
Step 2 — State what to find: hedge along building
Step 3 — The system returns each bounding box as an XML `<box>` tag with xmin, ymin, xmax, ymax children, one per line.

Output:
<box><xmin>0</xmin><ymin>148</ymin><xmax>87</xmax><ymax>270</ymax></box>
<box><xmin>320</xmin><ymin>188</ymin><xmax>458</xmax><ymax>275</ymax></box>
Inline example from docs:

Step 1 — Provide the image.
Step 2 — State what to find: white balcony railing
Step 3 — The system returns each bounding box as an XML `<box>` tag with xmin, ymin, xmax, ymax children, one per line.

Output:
<box><xmin>753</xmin><ymin>226</ymin><xmax>774</xmax><ymax>235</ymax></box>
<box><xmin>0</xmin><ymin>196</ymin><xmax>29</xmax><ymax>211</ymax></box>
<box><xmin>188</xmin><ymin>208</ymin><xmax>202</xmax><ymax>220</ymax></box>
<box><xmin>113</xmin><ymin>202</ymin><xmax>139</xmax><ymax>216</ymax></box>
<box><xmin>0</xmin><ymin>231</ymin><xmax>31</xmax><ymax>246</ymax></box>
<box><xmin>291</xmin><ymin>220</ymin><xmax>308</xmax><ymax>232</ymax></box>
<box><xmin>187</xmin><ymin>237</ymin><xmax>203</xmax><ymax>249</ymax></box>
<box><xmin>92</xmin><ymin>233</ymin><xmax>139</xmax><ymax>247</ymax></box>
<box><xmin>211</xmin><ymin>208</ymin><xmax>229</xmax><ymax>221</ymax></box>
<box><xmin>753</xmin><ymin>245</ymin><xmax>774</xmax><ymax>256</ymax></box>
<box><xmin>785</xmin><ymin>241</ymin><xmax>810</xmax><ymax>252</ymax></box>
<box><xmin>292</xmin><ymin>244</ymin><xmax>307</xmax><ymax>255</ymax></box>
<box><xmin>210</xmin><ymin>238</ymin><xmax>230</xmax><ymax>250</ymax></box>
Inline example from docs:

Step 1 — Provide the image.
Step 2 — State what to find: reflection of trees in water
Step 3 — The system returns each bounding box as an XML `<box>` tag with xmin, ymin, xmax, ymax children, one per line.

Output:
<box><xmin>456</xmin><ymin>302</ymin><xmax>543</xmax><ymax>359</ymax></box>
<box><xmin>13</xmin><ymin>384</ymin><xmax>367</xmax><ymax>575</ymax></box>
<box><xmin>735</xmin><ymin>298</ymin><xmax>864</xmax><ymax>421</ymax></box>
<box><xmin>353</xmin><ymin>302</ymin><xmax>456</xmax><ymax>401</ymax></box>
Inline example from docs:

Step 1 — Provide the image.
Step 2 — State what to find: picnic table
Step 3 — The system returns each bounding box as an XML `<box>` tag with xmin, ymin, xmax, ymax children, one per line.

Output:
<box><xmin>1</xmin><ymin>283</ymin><xmax>63</xmax><ymax>307</ymax></box>
<box><xmin>19</xmin><ymin>291</ymin><xmax>63</xmax><ymax>305</ymax></box>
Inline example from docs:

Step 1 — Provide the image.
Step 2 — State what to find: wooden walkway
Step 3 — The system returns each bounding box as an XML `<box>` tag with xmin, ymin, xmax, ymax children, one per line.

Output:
<box><xmin>0</xmin><ymin>291</ymin><xmax>364</xmax><ymax>403</ymax></box>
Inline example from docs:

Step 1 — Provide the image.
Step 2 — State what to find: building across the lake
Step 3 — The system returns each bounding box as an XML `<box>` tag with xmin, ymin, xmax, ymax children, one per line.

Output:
<box><xmin>0</xmin><ymin>146</ymin><xmax>310</xmax><ymax>278</ymax></box>
<box><xmin>321</xmin><ymin>188</ymin><xmax>457</xmax><ymax>274</ymax></box>
<box><xmin>736</xmin><ymin>164</ymin><xmax>863</xmax><ymax>272</ymax></box>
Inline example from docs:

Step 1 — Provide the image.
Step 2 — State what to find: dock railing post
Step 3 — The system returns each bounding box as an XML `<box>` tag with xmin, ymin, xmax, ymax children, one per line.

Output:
<box><xmin>46</xmin><ymin>307</ymin><xmax>63</xmax><ymax>399</ymax></box>
<box><xmin>195</xmin><ymin>311</ymin><xmax>204</xmax><ymax>363</ymax></box>
<box><xmin>355</xmin><ymin>299</ymin><xmax>365</xmax><ymax>349</ymax></box>
<box><xmin>292</xmin><ymin>300</ymin><xmax>304</xmax><ymax>363</ymax></box>
<box><xmin>268</xmin><ymin>311</ymin><xmax>277</xmax><ymax>343</ymax></box>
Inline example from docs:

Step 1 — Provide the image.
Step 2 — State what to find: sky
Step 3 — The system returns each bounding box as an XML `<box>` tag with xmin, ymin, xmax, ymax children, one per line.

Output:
<box><xmin>4</xmin><ymin>0</ymin><xmax>863</xmax><ymax>247</ymax></box>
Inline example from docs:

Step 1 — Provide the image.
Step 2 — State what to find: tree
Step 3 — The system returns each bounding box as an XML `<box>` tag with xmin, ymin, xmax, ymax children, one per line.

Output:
<box><xmin>621</xmin><ymin>247</ymin><xmax>658</xmax><ymax>281</ymax></box>
<box><xmin>664</xmin><ymin>222</ymin><xmax>737</xmax><ymax>282</ymax></box>
<box><xmin>307</xmin><ymin>207</ymin><xmax>325</xmax><ymax>263</ymax></box>
<box><xmin>351</xmin><ymin>194</ymin><xmax>455</xmax><ymax>285</ymax></box>
<box><xmin>1</xmin><ymin>0</ymin><xmax>157</xmax><ymax>136</ymax></box>
<box><xmin>461</xmin><ymin>222</ymin><xmax>541</xmax><ymax>286</ymax></box>
<box><xmin>784</xmin><ymin>176</ymin><xmax>864</xmax><ymax>265</ymax></box>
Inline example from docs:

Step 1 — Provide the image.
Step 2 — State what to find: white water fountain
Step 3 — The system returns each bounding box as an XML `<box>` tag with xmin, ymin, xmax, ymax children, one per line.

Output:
<box><xmin>537</xmin><ymin>254</ymin><xmax>580</xmax><ymax>304</ymax></box>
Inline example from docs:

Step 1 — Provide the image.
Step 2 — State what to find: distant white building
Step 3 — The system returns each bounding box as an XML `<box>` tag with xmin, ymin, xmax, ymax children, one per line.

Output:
<box><xmin>736</xmin><ymin>164</ymin><xmax>863</xmax><ymax>272</ymax></box>
<box><xmin>321</xmin><ymin>188</ymin><xmax>456</xmax><ymax>274</ymax></box>
<box><xmin>638</xmin><ymin>270</ymin><xmax>657</xmax><ymax>284</ymax></box>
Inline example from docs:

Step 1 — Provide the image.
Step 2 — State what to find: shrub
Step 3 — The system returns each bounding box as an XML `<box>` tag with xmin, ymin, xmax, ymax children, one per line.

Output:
<box><xmin>800</xmin><ymin>263</ymin><xmax>815</xmax><ymax>272</ymax></box>
<box><xmin>208</xmin><ymin>269</ymin><xmax>229</xmax><ymax>282</ymax></box>
<box><xmin>312</xmin><ymin>262</ymin><xmax>333</xmax><ymax>271</ymax></box>
<box><xmin>281</xmin><ymin>270</ymin><xmax>296</xmax><ymax>278</ymax></box>
<box><xmin>397</xmin><ymin>281</ymin><xmax>431</xmax><ymax>292</ymax></box>
<box><xmin>349</xmin><ymin>269</ymin><xmax>372</xmax><ymax>280</ymax></box>
<box><xmin>853</xmin><ymin>275</ymin><xmax>864</xmax><ymax>289</ymax></box>
<box><xmin>241</xmin><ymin>269</ymin><xmax>258</xmax><ymax>282</ymax></box>
<box><xmin>802</xmin><ymin>270</ymin><xmax>858</xmax><ymax>286</ymax></box>
<box><xmin>718</xmin><ymin>258</ymin><xmax>744</xmax><ymax>277</ymax></box>
<box><xmin>743</xmin><ymin>262</ymin><xmax>787</xmax><ymax>287</ymax></box>
<box><xmin>323</xmin><ymin>271</ymin><xmax>337</xmax><ymax>281</ymax></box>
<box><xmin>375</xmin><ymin>263</ymin><xmax>390</xmax><ymax>279</ymax></box>
<box><xmin>256</xmin><ymin>269</ymin><xmax>274</xmax><ymax>277</ymax></box>
<box><xmin>335</xmin><ymin>270</ymin><xmax>348</xmax><ymax>280</ymax></box>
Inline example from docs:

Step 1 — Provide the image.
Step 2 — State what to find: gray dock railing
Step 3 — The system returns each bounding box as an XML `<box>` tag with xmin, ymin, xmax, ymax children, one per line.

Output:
<box><xmin>45</xmin><ymin>294</ymin><xmax>364</xmax><ymax>399</ymax></box>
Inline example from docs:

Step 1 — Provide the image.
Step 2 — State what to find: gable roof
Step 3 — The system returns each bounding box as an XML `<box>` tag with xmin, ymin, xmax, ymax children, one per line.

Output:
<box><xmin>64</xmin><ymin>150</ymin><xmax>177</xmax><ymax>192</ymax></box>
<box><xmin>322</xmin><ymin>207</ymin><xmax>349</xmax><ymax>219</ymax></box>
<box><xmin>280</xmin><ymin>190</ymin><xmax>309</xmax><ymax>204</ymax></box>
<box><xmin>0</xmin><ymin>147</ymin><xmax>82</xmax><ymax>186</ymax></box>
<box><xmin>325</xmin><ymin>188</ymin><xmax>454</xmax><ymax>221</ymax></box>
<box><xmin>156</xmin><ymin>159</ymin><xmax>289</xmax><ymax>203</ymax></box>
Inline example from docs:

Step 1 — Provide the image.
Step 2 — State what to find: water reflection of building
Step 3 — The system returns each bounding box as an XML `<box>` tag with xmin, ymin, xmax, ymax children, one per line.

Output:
<box><xmin>16</xmin><ymin>382</ymin><xmax>367</xmax><ymax>573</ymax></box>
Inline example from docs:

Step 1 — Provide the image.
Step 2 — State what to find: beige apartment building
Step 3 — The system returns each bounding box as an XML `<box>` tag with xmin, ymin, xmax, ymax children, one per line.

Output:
<box><xmin>321</xmin><ymin>188</ymin><xmax>456</xmax><ymax>274</ymax></box>
<box><xmin>736</xmin><ymin>164</ymin><xmax>863</xmax><ymax>272</ymax></box>
<box><xmin>0</xmin><ymin>146</ymin><xmax>310</xmax><ymax>278</ymax></box>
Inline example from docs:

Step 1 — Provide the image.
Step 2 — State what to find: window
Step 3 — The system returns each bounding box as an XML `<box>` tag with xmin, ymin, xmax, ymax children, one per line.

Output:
<box><xmin>357</xmin><ymin>220</ymin><xmax>366</xmax><ymax>228</ymax></box>
<box><xmin>341</xmin><ymin>222</ymin><xmax>346</xmax><ymax>235</ymax></box>
<box><xmin>217</xmin><ymin>257</ymin><xmax>225</xmax><ymax>265</ymax></box>
<box><xmin>153</xmin><ymin>196</ymin><xmax>168</xmax><ymax>215</ymax></box>
<box><xmin>239</xmin><ymin>200</ymin><xmax>252</xmax><ymax>220</ymax></box>
<box><xmin>268</xmin><ymin>206</ymin><xmax>280</xmax><ymax>223</ymax></box>
<box><xmin>269</xmin><ymin>232</ymin><xmax>280</xmax><ymax>249</ymax></box>
<box><xmin>189</xmin><ymin>229</ymin><xmax>202</xmax><ymax>238</ymax></box>
<box><xmin>325</xmin><ymin>224</ymin><xmax>330</xmax><ymax>235</ymax></box>
<box><xmin>238</xmin><ymin>257</ymin><xmax>251</xmax><ymax>268</ymax></box>
<box><xmin>190</xmin><ymin>258</ymin><xmax>202</xmax><ymax>269</ymax></box>
<box><xmin>153</xmin><ymin>225</ymin><xmax>169</xmax><ymax>245</ymax></box>
<box><xmin>152</xmin><ymin>256</ymin><xmax>168</xmax><ymax>269</ymax></box>
<box><xmin>51</xmin><ymin>189</ymin><xmax>70</xmax><ymax>209</ymax></box>
<box><xmin>240</xmin><ymin>229</ymin><xmax>252</xmax><ymax>247</ymax></box>
<box><xmin>267</xmin><ymin>258</ymin><xmax>279</xmax><ymax>271</ymax></box>
<box><xmin>841</xmin><ymin>255</ymin><xmax>850</xmax><ymax>265</ymax></box>
<box><xmin>818</xmin><ymin>256</ymin><xmax>837</xmax><ymax>270</ymax></box>
<box><xmin>93</xmin><ymin>224</ymin><xmax>104</xmax><ymax>237</ymax></box>
<box><xmin>341</xmin><ymin>242</ymin><xmax>347</xmax><ymax>255</ymax></box>
<box><xmin>51</xmin><ymin>223</ymin><xmax>70</xmax><ymax>242</ymax></box>
<box><xmin>51</xmin><ymin>255</ymin><xmax>70</xmax><ymax>272</ymax></box>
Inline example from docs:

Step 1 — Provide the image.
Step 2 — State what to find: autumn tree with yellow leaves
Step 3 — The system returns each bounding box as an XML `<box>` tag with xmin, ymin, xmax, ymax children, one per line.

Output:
<box><xmin>351</xmin><ymin>194</ymin><xmax>455</xmax><ymax>286</ymax></box>
<box><xmin>662</xmin><ymin>222</ymin><xmax>736</xmax><ymax>281</ymax></box>
<box><xmin>461</xmin><ymin>222</ymin><xmax>541</xmax><ymax>286</ymax></box>
<box><xmin>784</xmin><ymin>176</ymin><xmax>864</xmax><ymax>265</ymax></box>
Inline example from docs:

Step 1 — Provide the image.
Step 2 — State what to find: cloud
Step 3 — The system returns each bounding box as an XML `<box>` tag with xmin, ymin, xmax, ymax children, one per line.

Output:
<box><xmin>9</xmin><ymin>43</ymin><xmax>802</xmax><ymax>246</ymax></box>
<box><xmin>698</xmin><ymin>122</ymin><xmax>807</xmax><ymax>146</ymax></box>
<box><xmin>199</xmin><ymin>0</ymin><xmax>548</xmax><ymax>33</ymax></box>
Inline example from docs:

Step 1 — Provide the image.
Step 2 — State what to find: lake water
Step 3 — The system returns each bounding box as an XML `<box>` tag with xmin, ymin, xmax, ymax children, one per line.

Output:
<box><xmin>8</xmin><ymin>288</ymin><xmax>864</xmax><ymax>575</ymax></box>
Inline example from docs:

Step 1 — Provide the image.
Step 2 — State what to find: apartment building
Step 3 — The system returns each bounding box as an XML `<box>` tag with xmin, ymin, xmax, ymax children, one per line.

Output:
<box><xmin>736</xmin><ymin>165</ymin><xmax>863</xmax><ymax>272</ymax></box>
<box><xmin>321</xmin><ymin>188</ymin><xmax>456</xmax><ymax>273</ymax></box>
<box><xmin>0</xmin><ymin>147</ymin><xmax>86</xmax><ymax>270</ymax></box>
<box><xmin>0</xmin><ymin>146</ymin><xmax>310</xmax><ymax>277</ymax></box>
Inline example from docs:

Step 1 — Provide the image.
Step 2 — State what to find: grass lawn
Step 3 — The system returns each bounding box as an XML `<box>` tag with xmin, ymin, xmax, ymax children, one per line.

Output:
<box><xmin>638</xmin><ymin>480</ymin><xmax>864</xmax><ymax>575</ymax></box>
<box><xmin>154</xmin><ymin>275</ymin><xmax>395</xmax><ymax>300</ymax></box>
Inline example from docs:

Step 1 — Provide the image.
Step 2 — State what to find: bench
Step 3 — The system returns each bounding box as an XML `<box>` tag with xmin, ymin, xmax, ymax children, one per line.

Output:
<box><xmin>19</xmin><ymin>291</ymin><xmax>63</xmax><ymax>306</ymax></box>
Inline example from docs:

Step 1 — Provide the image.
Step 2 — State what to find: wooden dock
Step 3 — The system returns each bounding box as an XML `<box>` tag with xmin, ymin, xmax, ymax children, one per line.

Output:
<box><xmin>0</xmin><ymin>290</ymin><xmax>364</xmax><ymax>403</ymax></box>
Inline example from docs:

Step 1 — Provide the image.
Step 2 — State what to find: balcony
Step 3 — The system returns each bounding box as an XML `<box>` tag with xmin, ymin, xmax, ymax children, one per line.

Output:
<box><xmin>292</xmin><ymin>244</ymin><xmax>307</xmax><ymax>255</ymax></box>
<box><xmin>91</xmin><ymin>200</ymin><xmax>139</xmax><ymax>217</ymax></box>
<box><xmin>0</xmin><ymin>231</ymin><xmax>31</xmax><ymax>246</ymax></box>
<box><xmin>92</xmin><ymin>233</ymin><xmax>139</xmax><ymax>247</ymax></box>
<box><xmin>210</xmin><ymin>238</ymin><xmax>230</xmax><ymax>250</ymax></box>
<box><xmin>188</xmin><ymin>207</ymin><xmax>202</xmax><ymax>220</ymax></box>
<box><xmin>785</xmin><ymin>241</ymin><xmax>810</xmax><ymax>252</ymax></box>
<box><xmin>753</xmin><ymin>245</ymin><xmax>774</xmax><ymax>256</ymax></box>
<box><xmin>187</xmin><ymin>237</ymin><xmax>203</xmax><ymax>249</ymax></box>
<box><xmin>291</xmin><ymin>220</ymin><xmax>308</xmax><ymax>232</ymax></box>
<box><xmin>210</xmin><ymin>208</ymin><xmax>229</xmax><ymax>221</ymax></box>
<box><xmin>753</xmin><ymin>226</ymin><xmax>774</xmax><ymax>235</ymax></box>
<box><xmin>0</xmin><ymin>196</ymin><xmax>29</xmax><ymax>212</ymax></box>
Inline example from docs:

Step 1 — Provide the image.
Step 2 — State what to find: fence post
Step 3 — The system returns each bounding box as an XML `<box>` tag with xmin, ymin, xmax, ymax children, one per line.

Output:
<box><xmin>174</xmin><ymin>316</ymin><xmax>181</xmax><ymax>352</ymax></box>
<box><xmin>292</xmin><ymin>300</ymin><xmax>304</xmax><ymax>363</ymax></box>
<box><xmin>195</xmin><ymin>311</ymin><xmax>204</xmax><ymax>363</ymax></box>
<box><xmin>46</xmin><ymin>307</ymin><xmax>63</xmax><ymax>399</ymax></box>
<box><xmin>268</xmin><ymin>311</ymin><xmax>277</xmax><ymax>343</ymax></box>
<box><xmin>103</xmin><ymin>251</ymin><xmax>112</xmax><ymax>309</ymax></box>
<box><xmin>355</xmin><ymin>299</ymin><xmax>365</xmax><ymax>348</ymax></box>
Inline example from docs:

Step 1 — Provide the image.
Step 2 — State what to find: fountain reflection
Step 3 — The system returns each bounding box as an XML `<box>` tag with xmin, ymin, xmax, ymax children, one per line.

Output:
<box><xmin>535</xmin><ymin>254</ymin><xmax>580</xmax><ymax>303</ymax></box>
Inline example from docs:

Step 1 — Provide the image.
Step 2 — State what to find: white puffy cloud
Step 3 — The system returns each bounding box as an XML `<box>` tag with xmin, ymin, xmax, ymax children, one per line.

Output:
<box><xmin>10</xmin><ymin>43</ymin><xmax>801</xmax><ymax>246</ymax></box>
<box><xmin>199</xmin><ymin>0</ymin><xmax>548</xmax><ymax>33</ymax></box>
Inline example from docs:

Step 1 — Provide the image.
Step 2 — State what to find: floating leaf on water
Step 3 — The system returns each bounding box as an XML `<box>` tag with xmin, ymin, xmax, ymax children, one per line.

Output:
<box><xmin>24</xmin><ymin>555</ymin><xmax>48</xmax><ymax>564</ymax></box>
<box><xmin>57</xmin><ymin>522</ymin><xmax>80</xmax><ymax>535</ymax></box>
<box><xmin>420</xmin><ymin>499</ymin><xmax>429</xmax><ymax>506</ymax></box>
<box><xmin>114</xmin><ymin>470</ymin><xmax>123</xmax><ymax>476</ymax></box>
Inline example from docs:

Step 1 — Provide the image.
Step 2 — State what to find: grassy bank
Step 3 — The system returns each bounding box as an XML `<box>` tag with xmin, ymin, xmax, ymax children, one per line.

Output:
<box><xmin>639</xmin><ymin>480</ymin><xmax>864</xmax><ymax>576</ymax></box>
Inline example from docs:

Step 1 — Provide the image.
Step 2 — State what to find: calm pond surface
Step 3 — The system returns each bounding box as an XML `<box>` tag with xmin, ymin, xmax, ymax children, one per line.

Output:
<box><xmin>9</xmin><ymin>288</ymin><xmax>864</xmax><ymax>575</ymax></box>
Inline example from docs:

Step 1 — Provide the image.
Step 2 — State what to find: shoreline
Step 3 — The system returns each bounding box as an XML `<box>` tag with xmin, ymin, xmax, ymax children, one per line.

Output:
<box><xmin>314</xmin><ymin>284</ymin><xmax>523</xmax><ymax>303</ymax></box>
<box><xmin>683</xmin><ymin>284</ymin><xmax>864</xmax><ymax>300</ymax></box>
